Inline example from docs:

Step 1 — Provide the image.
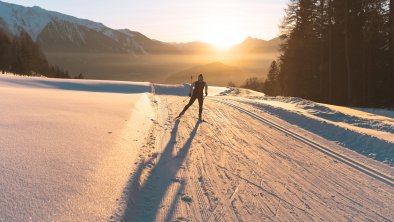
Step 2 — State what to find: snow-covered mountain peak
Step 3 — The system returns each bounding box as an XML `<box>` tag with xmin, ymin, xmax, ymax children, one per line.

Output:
<box><xmin>0</xmin><ymin>0</ymin><xmax>115</xmax><ymax>41</ymax></box>
<box><xmin>0</xmin><ymin>1</ymin><xmax>182</xmax><ymax>54</ymax></box>
<box><xmin>118</xmin><ymin>29</ymin><xmax>136</xmax><ymax>38</ymax></box>
<box><xmin>0</xmin><ymin>1</ymin><xmax>52</xmax><ymax>40</ymax></box>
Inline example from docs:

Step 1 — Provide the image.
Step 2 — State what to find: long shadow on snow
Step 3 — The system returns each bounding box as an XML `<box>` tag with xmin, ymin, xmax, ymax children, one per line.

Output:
<box><xmin>120</xmin><ymin>119</ymin><xmax>200</xmax><ymax>222</ymax></box>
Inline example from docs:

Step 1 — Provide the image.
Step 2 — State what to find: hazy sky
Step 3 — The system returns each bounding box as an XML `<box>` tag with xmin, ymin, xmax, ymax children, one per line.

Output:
<box><xmin>5</xmin><ymin>0</ymin><xmax>288</xmax><ymax>47</ymax></box>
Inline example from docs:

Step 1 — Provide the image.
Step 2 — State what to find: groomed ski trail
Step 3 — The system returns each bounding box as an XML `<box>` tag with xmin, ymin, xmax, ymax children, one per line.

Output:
<box><xmin>117</xmin><ymin>95</ymin><xmax>394</xmax><ymax>222</ymax></box>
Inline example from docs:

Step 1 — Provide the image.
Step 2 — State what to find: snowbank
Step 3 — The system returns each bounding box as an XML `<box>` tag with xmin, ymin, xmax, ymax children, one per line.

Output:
<box><xmin>219</xmin><ymin>88</ymin><xmax>394</xmax><ymax>165</ymax></box>
<box><xmin>0</xmin><ymin>74</ymin><xmax>150</xmax><ymax>93</ymax></box>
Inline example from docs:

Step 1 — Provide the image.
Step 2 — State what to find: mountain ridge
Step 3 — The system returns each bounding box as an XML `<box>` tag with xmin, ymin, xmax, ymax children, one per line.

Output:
<box><xmin>167</xmin><ymin>61</ymin><xmax>247</xmax><ymax>86</ymax></box>
<box><xmin>0</xmin><ymin>0</ymin><xmax>280</xmax><ymax>54</ymax></box>
<box><xmin>0</xmin><ymin>0</ymin><xmax>178</xmax><ymax>54</ymax></box>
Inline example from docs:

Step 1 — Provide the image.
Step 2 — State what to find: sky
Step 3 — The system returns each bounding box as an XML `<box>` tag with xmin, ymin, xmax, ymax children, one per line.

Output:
<box><xmin>4</xmin><ymin>0</ymin><xmax>288</xmax><ymax>47</ymax></box>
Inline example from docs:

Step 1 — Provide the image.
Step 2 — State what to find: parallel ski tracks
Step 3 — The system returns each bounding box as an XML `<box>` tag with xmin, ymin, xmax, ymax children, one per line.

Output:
<box><xmin>215</xmin><ymin>99</ymin><xmax>394</xmax><ymax>187</ymax></box>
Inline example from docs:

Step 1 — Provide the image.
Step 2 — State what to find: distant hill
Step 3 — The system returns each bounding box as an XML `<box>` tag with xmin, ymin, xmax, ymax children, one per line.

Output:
<box><xmin>167</xmin><ymin>62</ymin><xmax>248</xmax><ymax>86</ymax></box>
<box><xmin>173</xmin><ymin>41</ymin><xmax>217</xmax><ymax>54</ymax></box>
<box><xmin>231</xmin><ymin>37</ymin><xmax>282</xmax><ymax>54</ymax></box>
<box><xmin>172</xmin><ymin>38</ymin><xmax>281</xmax><ymax>54</ymax></box>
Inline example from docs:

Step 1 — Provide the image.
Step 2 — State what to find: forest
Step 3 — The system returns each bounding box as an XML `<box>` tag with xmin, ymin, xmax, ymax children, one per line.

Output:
<box><xmin>0</xmin><ymin>28</ymin><xmax>70</xmax><ymax>78</ymax></box>
<box><xmin>259</xmin><ymin>0</ymin><xmax>394</xmax><ymax>107</ymax></box>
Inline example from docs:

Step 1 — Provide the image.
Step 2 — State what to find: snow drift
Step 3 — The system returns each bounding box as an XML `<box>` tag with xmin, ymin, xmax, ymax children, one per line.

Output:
<box><xmin>219</xmin><ymin>88</ymin><xmax>394</xmax><ymax>165</ymax></box>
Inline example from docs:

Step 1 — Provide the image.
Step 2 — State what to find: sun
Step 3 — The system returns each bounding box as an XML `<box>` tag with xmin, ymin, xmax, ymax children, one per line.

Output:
<box><xmin>199</xmin><ymin>20</ymin><xmax>246</xmax><ymax>49</ymax></box>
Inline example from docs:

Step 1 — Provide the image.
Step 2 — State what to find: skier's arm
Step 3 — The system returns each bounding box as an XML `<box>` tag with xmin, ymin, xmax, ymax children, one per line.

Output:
<box><xmin>205</xmin><ymin>83</ymin><xmax>208</xmax><ymax>96</ymax></box>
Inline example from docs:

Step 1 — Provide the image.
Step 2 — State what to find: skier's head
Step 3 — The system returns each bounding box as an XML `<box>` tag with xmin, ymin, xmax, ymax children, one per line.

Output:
<box><xmin>198</xmin><ymin>74</ymin><xmax>203</xmax><ymax>82</ymax></box>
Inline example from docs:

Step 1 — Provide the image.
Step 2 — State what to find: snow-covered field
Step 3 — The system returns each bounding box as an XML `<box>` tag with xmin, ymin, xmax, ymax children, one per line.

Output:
<box><xmin>0</xmin><ymin>75</ymin><xmax>154</xmax><ymax>221</ymax></box>
<box><xmin>1</xmin><ymin>75</ymin><xmax>393</xmax><ymax>221</ymax></box>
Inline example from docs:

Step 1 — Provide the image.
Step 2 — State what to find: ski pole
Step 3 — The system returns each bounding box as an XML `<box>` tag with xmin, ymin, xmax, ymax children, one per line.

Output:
<box><xmin>181</xmin><ymin>97</ymin><xmax>189</xmax><ymax>103</ymax></box>
<box><xmin>189</xmin><ymin>75</ymin><xmax>193</xmax><ymax>98</ymax></box>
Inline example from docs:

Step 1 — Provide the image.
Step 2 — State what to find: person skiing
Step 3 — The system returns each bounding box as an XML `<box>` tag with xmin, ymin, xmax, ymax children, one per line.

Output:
<box><xmin>177</xmin><ymin>74</ymin><xmax>208</xmax><ymax>120</ymax></box>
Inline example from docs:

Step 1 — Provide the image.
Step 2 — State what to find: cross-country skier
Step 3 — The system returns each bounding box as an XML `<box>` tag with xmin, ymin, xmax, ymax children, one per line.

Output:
<box><xmin>177</xmin><ymin>74</ymin><xmax>208</xmax><ymax>120</ymax></box>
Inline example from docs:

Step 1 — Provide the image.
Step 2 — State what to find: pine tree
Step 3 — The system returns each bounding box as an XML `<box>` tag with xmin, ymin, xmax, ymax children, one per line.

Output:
<box><xmin>241</xmin><ymin>77</ymin><xmax>264</xmax><ymax>92</ymax></box>
<box><xmin>0</xmin><ymin>29</ymin><xmax>11</xmax><ymax>73</ymax></box>
<box><xmin>278</xmin><ymin>0</ymin><xmax>392</xmax><ymax>107</ymax></box>
<box><xmin>0</xmin><ymin>30</ymin><xmax>70</xmax><ymax>78</ymax></box>
<box><xmin>391</xmin><ymin>0</ymin><xmax>394</xmax><ymax>104</ymax></box>
<box><xmin>265</xmin><ymin>61</ymin><xmax>280</xmax><ymax>96</ymax></box>
<box><xmin>279</xmin><ymin>0</ymin><xmax>321</xmax><ymax>99</ymax></box>
<box><xmin>344</xmin><ymin>0</ymin><xmax>352</xmax><ymax>104</ymax></box>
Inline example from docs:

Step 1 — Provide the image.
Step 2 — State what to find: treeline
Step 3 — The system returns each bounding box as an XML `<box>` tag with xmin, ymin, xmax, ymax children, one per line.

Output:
<box><xmin>239</xmin><ymin>60</ymin><xmax>281</xmax><ymax>96</ymax></box>
<box><xmin>243</xmin><ymin>0</ymin><xmax>394</xmax><ymax>107</ymax></box>
<box><xmin>0</xmin><ymin>28</ymin><xmax>71</xmax><ymax>78</ymax></box>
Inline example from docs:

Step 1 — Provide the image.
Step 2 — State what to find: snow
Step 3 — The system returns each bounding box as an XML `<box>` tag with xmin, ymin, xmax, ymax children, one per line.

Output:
<box><xmin>114</xmin><ymin>86</ymin><xmax>394</xmax><ymax>221</ymax></box>
<box><xmin>118</xmin><ymin>29</ymin><xmax>136</xmax><ymax>38</ymax></box>
<box><xmin>0</xmin><ymin>74</ymin><xmax>150</xmax><ymax>93</ymax></box>
<box><xmin>0</xmin><ymin>2</ymin><xmax>51</xmax><ymax>40</ymax></box>
<box><xmin>0</xmin><ymin>1</ymin><xmax>120</xmax><ymax>41</ymax></box>
<box><xmin>1</xmin><ymin>76</ymin><xmax>393</xmax><ymax>221</ymax></box>
<box><xmin>218</xmin><ymin>88</ymin><xmax>394</xmax><ymax>165</ymax></box>
<box><xmin>0</xmin><ymin>75</ymin><xmax>154</xmax><ymax>221</ymax></box>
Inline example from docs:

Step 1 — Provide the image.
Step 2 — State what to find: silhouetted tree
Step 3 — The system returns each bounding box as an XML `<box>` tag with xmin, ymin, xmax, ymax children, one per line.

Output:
<box><xmin>241</xmin><ymin>77</ymin><xmax>264</xmax><ymax>92</ymax></box>
<box><xmin>76</xmin><ymin>73</ymin><xmax>84</xmax><ymax>79</ymax></box>
<box><xmin>46</xmin><ymin>65</ymin><xmax>70</xmax><ymax>78</ymax></box>
<box><xmin>0</xmin><ymin>29</ymin><xmax>11</xmax><ymax>73</ymax></box>
<box><xmin>0</xmin><ymin>28</ymin><xmax>70</xmax><ymax>78</ymax></box>
<box><xmin>227</xmin><ymin>81</ymin><xmax>236</xmax><ymax>87</ymax></box>
<box><xmin>11</xmin><ymin>31</ymin><xmax>43</xmax><ymax>75</ymax></box>
<box><xmin>278</xmin><ymin>0</ymin><xmax>393</xmax><ymax>107</ymax></box>
<box><xmin>391</xmin><ymin>0</ymin><xmax>394</xmax><ymax>104</ymax></box>
<box><xmin>264</xmin><ymin>61</ymin><xmax>281</xmax><ymax>96</ymax></box>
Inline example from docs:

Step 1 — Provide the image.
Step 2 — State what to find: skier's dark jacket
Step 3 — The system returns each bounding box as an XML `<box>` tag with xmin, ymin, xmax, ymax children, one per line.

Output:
<box><xmin>192</xmin><ymin>81</ymin><xmax>206</xmax><ymax>96</ymax></box>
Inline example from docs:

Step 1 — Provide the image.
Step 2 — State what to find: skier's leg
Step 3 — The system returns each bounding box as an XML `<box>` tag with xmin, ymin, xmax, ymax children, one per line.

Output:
<box><xmin>179</xmin><ymin>96</ymin><xmax>197</xmax><ymax>116</ymax></box>
<box><xmin>198</xmin><ymin>95</ymin><xmax>204</xmax><ymax>119</ymax></box>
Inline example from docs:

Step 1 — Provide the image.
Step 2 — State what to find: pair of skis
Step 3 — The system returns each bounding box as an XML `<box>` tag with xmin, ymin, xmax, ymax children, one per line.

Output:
<box><xmin>174</xmin><ymin>115</ymin><xmax>207</xmax><ymax>123</ymax></box>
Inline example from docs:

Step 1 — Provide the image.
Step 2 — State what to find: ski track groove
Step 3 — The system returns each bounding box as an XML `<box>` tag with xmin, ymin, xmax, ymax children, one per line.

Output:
<box><xmin>215</xmin><ymin>99</ymin><xmax>394</xmax><ymax>187</ymax></box>
<box><xmin>192</xmin><ymin>163</ymin><xmax>211</xmax><ymax>221</ymax></box>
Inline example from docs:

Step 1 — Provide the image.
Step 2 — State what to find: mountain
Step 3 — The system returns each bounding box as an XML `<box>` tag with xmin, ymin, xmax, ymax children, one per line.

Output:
<box><xmin>0</xmin><ymin>1</ymin><xmax>178</xmax><ymax>54</ymax></box>
<box><xmin>173</xmin><ymin>41</ymin><xmax>217</xmax><ymax>54</ymax></box>
<box><xmin>167</xmin><ymin>62</ymin><xmax>247</xmax><ymax>86</ymax></box>
<box><xmin>231</xmin><ymin>36</ymin><xmax>282</xmax><ymax>53</ymax></box>
<box><xmin>0</xmin><ymin>1</ymin><xmax>281</xmax><ymax>55</ymax></box>
<box><xmin>172</xmin><ymin>38</ymin><xmax>281</xmax><ymax>54</ymax></box>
